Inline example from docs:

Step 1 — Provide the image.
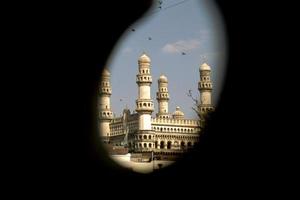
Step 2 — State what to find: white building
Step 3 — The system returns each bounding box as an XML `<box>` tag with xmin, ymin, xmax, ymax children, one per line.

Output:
<box><xmin>98</xmin><ymin>53</ymin><xmax>214</xmax><ymax>160</ymax></box>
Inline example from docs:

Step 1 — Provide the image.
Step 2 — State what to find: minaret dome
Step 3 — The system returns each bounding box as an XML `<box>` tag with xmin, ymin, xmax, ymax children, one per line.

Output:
<box><xmin>200</xmin><ymin>62</ymin><xmax>211</xmax><ymax>71</ymax></box>
<box><xmin>158</xmin><ymin>74</ymin><xmax>168</xmax><ymax>83</ymax></box>
<box><xmin>138</xmin><ymin>53</ymin><xmax>151</xmax><ymax>63</ymax></box>
<box><xmin>102</xmin><ymin>68</ymin><xmax>111</xmax><ymax>76</ymax></box>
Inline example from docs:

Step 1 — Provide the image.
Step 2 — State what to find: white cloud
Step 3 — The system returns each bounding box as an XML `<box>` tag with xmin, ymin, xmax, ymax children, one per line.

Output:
<box><xmin>162</xmin><ymin>39</ymin><xmax>200</xmax><ymax>54</ymax></box>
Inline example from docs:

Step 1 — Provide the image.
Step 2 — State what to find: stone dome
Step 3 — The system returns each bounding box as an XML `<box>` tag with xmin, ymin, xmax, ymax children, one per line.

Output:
<box><xmin>102</xmin><ymin>68</ymin><xmax>110</xmax><ymax>76</ymax></box>
<box><xmin>173</xmin><ymin>106</ymin><xmax>184</xmax><ymax>118</ymax></box>
<box><xmin>138</xmin><ymin>53</ymin><xmax>151</xmax><ymax>63</ymax></box>
<box><xmin>200</xmin><ymin>62</ymin><xmax>211</xmax><ymax>71</ymax></box>
<box><xmin>159</xmin><ymin>74</ymin><xmax>168</xmax><ymax>83</ymax></box>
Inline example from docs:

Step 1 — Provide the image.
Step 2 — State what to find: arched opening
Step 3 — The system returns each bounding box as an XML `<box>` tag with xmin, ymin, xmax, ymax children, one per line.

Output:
<box><xmin>155</xmin><ymin>141</ymin><xmax>158</xmax><ymax>148</ymax></box>
<box><xmin>149</xmin><ymin>143</ymin><xmax>152</xmax><ymax>148</ymax></box>
<box><xmin>181</xmin><ymin>141</ymin><xmax>185</xmax><ymax>149</ymax></box>
<box><xmin>144</xmin><ymin>143</ymin><xmax>147</xmax><ymax>148</ymax></box>
<box><xmin>187</xmin><ymin>142</ymin><xmax>192</xmax><ymax>148</ymax></box>
<box><xmin>167</xmin><ymin>141</ymin><xmax>172</xmax><ymax>149</ymax></box>
<box><xmin>148</xmin><ymin>135</ymin><xmax>151</xmax><ymax>139</ymax></box>
<box><xmin>160</xmin><ymin>141</ymin><xmax>165</xmax><ymax>149</ymax></box>
<box><xmin>143</xmin><ymin>135</ymin><xmax>147</xmax><ymax>139</ymax></box>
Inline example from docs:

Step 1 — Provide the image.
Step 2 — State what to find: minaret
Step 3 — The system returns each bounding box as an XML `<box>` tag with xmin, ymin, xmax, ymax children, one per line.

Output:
<box><xmin>98</xmin><ymin>68</ymin><xmax>113</xmax><ymax>143</ymax></box>
<box><xmin>198</xmin><ymin>62</ymin><xmax>214</xmax><ymax>118</ymax></box>
<box><xmin>135</xmin><ymin>53</ymin><xmax>154</xmax><ymax>152</ymax></box>
<box><xmin>156</xmin><ymin>74</ymin><xmax>170</xmax><ymax>118</ymax></box>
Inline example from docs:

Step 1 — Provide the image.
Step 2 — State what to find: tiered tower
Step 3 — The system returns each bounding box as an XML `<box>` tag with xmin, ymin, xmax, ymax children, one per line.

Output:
<box><xmin>198</xmin><ymin>63</ymin><xmax>214</xmax><ymax>118</ymax></box>
<box><xmin>135</xmin><ymin>53</ymin><xmax>154</xmax><ymax>152</ymax></box>
<box><xmin>99</xmin><ymin>68</ymin><xmax>113</xmax><ymax>143</ymax></box>
<box><xmin>156</xmin><ymin>74</ymin><xmax>170</xmax><ymax>119</ymax></box>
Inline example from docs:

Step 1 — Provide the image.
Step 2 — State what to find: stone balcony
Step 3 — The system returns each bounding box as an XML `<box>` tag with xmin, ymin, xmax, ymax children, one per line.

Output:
<box><xmin>135</xmin><ymin>99</ymin><xmax>154</xmax><ymax>112</ymax></box>
<box><xmin>136</xmin><ymin>74</ymin><xmax>152</xmax><ymax>84</ymax></box>
<box><xmin>99</xmin><ymin>111</ymin><xmax>113</xmax><ymax>120</ymax></box>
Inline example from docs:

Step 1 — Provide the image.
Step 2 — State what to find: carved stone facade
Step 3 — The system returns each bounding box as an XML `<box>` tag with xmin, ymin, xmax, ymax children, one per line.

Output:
<box><xmin>99</xmin><ymin>53</ymin><xmax>213</xmax><ymax>160</ymax></box>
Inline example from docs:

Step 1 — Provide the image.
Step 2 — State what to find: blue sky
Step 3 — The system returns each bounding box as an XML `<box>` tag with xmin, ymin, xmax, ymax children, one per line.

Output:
<box><xmin>106</xmin><ymin>0</ymin><xmax>227</xmax><ymax>119</ymax></box>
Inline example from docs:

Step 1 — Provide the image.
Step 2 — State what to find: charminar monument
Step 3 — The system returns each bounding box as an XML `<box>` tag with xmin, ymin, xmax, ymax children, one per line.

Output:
<box><xmin>98</xmin><ymin>52</ymin><xmax>214</xmax><ymax>172</ymax></box>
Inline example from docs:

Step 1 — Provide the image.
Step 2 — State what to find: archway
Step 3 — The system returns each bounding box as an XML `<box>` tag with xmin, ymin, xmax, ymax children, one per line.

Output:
<box><xmin>181</xmin><ymin>141</ymin><xmax>185</xmax><ymax>149</ymax></box>
<box><xmin>167</xmin><ymin>141</ymin><xmax>172</xmax><ymax>149</ymax></box>
<box><xmin>160</xmin><ymin>141</ymin><xmax>165</xmax><ymax>149</ymax></box>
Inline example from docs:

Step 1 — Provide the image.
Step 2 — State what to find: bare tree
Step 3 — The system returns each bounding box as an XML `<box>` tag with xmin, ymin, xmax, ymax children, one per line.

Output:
<box><xmin>186</xmin><ymin>89</ymin><xmax>201</xmax><ymax>119</ymax></box>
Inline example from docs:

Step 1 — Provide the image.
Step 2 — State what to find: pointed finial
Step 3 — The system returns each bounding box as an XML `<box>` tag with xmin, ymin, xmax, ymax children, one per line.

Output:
<box><xmin>200</xmin><ymin>55</ymin><xmax>208</xmax><ymax>64</ymax></box>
